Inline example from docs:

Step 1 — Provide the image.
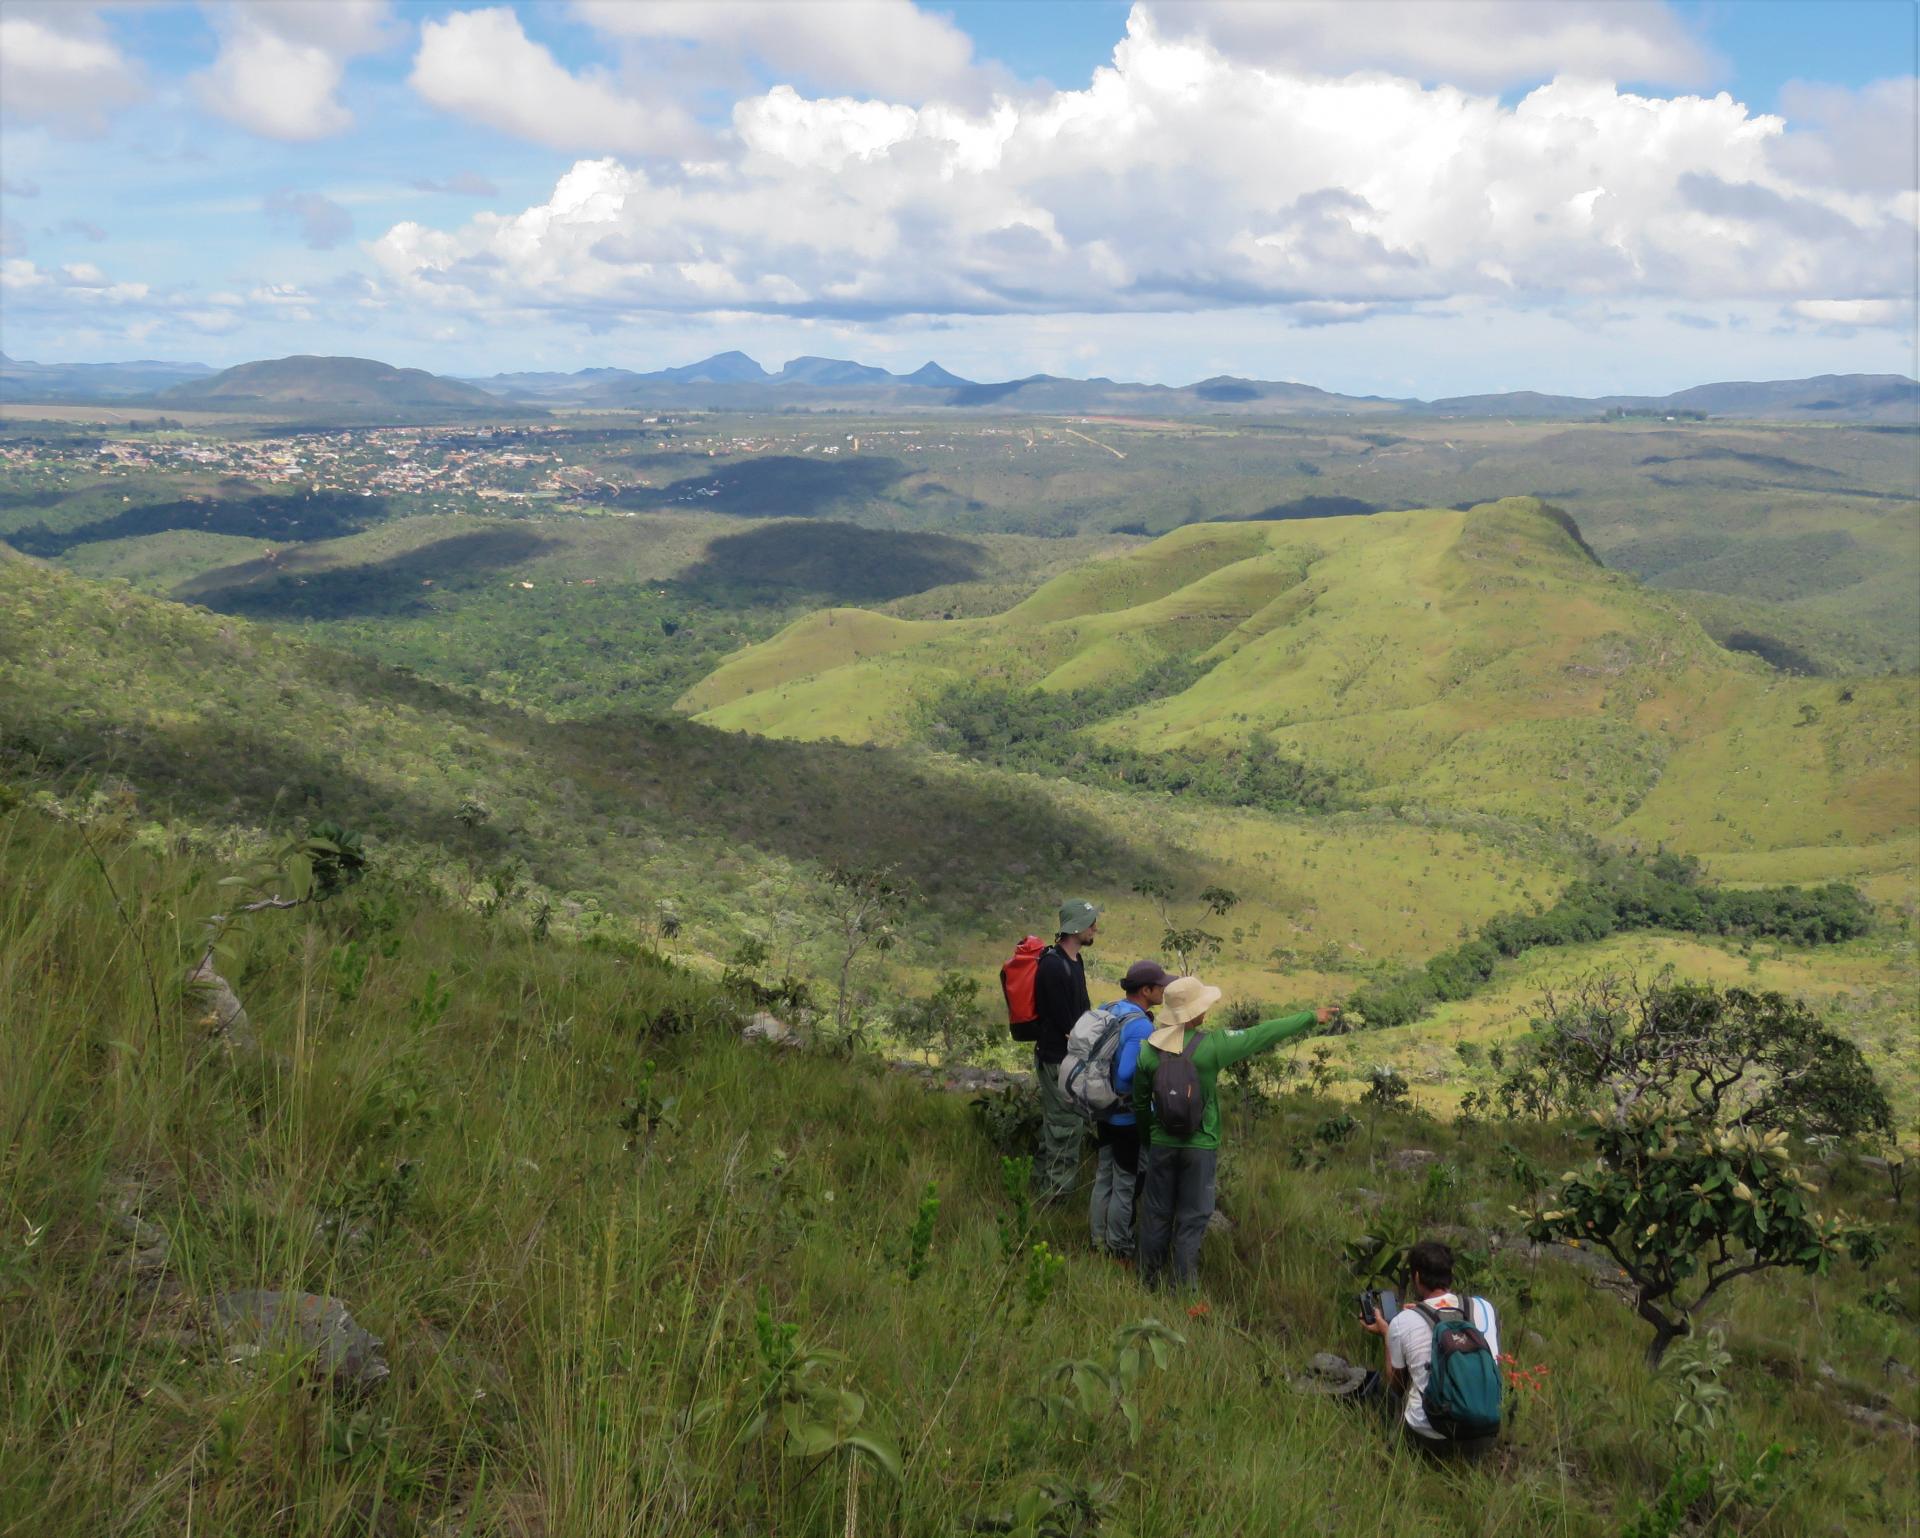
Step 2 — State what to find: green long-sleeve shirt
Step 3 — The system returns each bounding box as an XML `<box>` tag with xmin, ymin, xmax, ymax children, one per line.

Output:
<box><xmin>1132</xmin><ymin>1012</ymin><xmax>1318</xmax><ymax>1150</ymax></box>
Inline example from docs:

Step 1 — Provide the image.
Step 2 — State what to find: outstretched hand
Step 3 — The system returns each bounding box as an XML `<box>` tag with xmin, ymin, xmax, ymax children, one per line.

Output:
<box><xmin>1314</xmin><ymin>1003</ymin><xmax>1342</xmax><ymax>1027</ymax></box>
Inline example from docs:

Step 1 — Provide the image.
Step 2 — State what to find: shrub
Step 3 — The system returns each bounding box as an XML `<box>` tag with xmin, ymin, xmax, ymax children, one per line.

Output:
<box><xmin>1497</xmin><ymin>978</ymin><xmax>1893</xmax><ymax>1141</ymax></box>
<box><xmin>1519</xmin><ymin>1119</ymin><xmax>1885</xmax><ymax>1363</ymax></box>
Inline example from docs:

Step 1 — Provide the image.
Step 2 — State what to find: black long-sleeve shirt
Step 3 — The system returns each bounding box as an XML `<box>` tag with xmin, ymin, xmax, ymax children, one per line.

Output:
<box><xmin>1032</xmin><ymin>945</ymin><xmax>1089</xmax><ymax>1064</ymax></box>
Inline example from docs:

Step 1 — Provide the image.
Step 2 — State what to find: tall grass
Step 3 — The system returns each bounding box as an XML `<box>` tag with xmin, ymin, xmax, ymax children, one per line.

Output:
<box><xmin>0</xmin><ymin>806</ymin><xmax>1912</xmax><ymax>1537</ymax></box>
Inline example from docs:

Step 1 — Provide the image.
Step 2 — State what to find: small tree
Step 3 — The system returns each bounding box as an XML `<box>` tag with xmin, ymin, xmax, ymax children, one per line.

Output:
<box><xmin>824</xmin><ymin>864</ymin><xmax>904</xmax><ymax>1032</ymax></box>
<box><xmin>1520</xmin><ymin>1119</ymin><xmax>1884</xmax><ymax>1363</ymax></box>
<box><xmin>1132</xmin><ymin>879</ymin><xmax>1239</xmax><ymax>973</ymax></box>
<box><xmin>1508</xmin><ymin>978</ymin><xmax>1890</xmax><ymax>1362</ymax></box>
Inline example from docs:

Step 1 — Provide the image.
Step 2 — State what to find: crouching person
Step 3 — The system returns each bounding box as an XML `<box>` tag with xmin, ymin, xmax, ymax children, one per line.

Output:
<box><xmin>1360</xmin><ymin>1238</ymin><xmax>1502</xmax><ymax>1458</ymax></box>
<box><xmin>1132</xmin><ymin>977</ymin><xmax>1338</xmax><ymax>1290</ymax></box>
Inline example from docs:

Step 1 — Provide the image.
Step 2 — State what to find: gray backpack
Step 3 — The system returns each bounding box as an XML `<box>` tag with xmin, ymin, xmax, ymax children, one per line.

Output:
<box><xmin>1058</xmin><ymin>1006</ymin><xmax>1131</xmax><ymax>1119</ymax></box>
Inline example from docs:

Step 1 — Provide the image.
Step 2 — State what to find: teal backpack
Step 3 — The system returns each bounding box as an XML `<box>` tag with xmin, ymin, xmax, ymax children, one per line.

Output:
<box><xmin>1415</xmin><ymin>1300</ymin><xmax>1502</xmax><ymax>1441</ymax></box>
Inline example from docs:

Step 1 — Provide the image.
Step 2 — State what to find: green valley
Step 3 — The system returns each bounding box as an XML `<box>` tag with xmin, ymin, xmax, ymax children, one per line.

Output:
<box><xmin>2</xmin><ymin>392</ymin><xmax>1916</xmax><ymax>1538</ymax></box>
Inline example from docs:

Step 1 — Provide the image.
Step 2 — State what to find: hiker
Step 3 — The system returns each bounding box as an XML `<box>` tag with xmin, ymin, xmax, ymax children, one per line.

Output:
<box><xmin>1133</xmin><ymin>978</ymin><xmax>1338</xmax><ymax>1289</ymax></box>
<box><xmin>1089</xmin><ymin>960</ymin><xmax>1173</xmax><ymax>1259</ymax></box>
<box><xmin>1031</xmin><ymin>899</ymin><xmax>1098</xmax><ymax>1202</ymax></box>
<box><xmin>1359</xmin><ymin>1238</ymin><xmax>1502</xmax><ymax>1457</ymax></box>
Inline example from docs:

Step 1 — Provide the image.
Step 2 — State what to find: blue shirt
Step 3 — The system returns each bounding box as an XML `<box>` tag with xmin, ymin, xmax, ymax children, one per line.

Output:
<box><xmin>1105</xmin><ymin>1001</ymin><xmax>1156</xmax><ymax>1126</ymax></box>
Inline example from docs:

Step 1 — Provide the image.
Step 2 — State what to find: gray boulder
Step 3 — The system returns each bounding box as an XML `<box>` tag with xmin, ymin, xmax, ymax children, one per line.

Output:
<box><xmin>213</xmin><ymin>1290</ymin><xmax>389</xmax><ymax>1391</ymax></box>
<box><xmin>185</xmin><ymin>956</ymin><xmax>257</xmax><ymax>1051</ymax></box>
<box><xmin>741</xmin><ymin>1011</ymin><xmax>796</xmax><ymax>1046</ymax></box>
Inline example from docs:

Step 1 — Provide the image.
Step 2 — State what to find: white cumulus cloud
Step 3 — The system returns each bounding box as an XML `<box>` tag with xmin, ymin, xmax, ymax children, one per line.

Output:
<box><xmin>571</xmin><ymin>0</ymin><xmax>983</xmax><ymax>103</ymax></box>
<box><xmin>1789</xmin><ymin>298</ymin><xmax>1908</xmax><ymax>328</ymax></box>
<box><xmin>0</xmin><ymin>8</ymin><xmax>144</xmax><ymax>136</ymax></box>
<box><xmin>193</xmin><ymin>0</ymin><xmax>391</xmax><ymax>141</ymax></box>
<box><xmin>371</xmin><ymin>12</ymin><xmax>1916</xmax><ymax>332</ymax></box>
<box><xmin>411</xmin><ymin>8</ymin><xmax>700</xmax><ymax>156</ymax></box>
<box><xmin>1137</xmin><ymin>0</ymin><xmax>1715</xmax><ymax>91</ymax></box>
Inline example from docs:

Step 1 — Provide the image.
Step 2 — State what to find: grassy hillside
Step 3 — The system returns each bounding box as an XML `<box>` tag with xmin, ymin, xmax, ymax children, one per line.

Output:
<box><xmin>686</xmin><ymin>500</ymin><xmax>1918</xmax><ymax>886</ymax></box>
<box><xmin>3</xmin><ymin>808</ymin><xmax>1913</xmax><ymax>1538</ymax></box>
<box><xmin>0</xmin><ymin>550</ymin><xmax>1567</xmax><ymax>1010</ymax></box>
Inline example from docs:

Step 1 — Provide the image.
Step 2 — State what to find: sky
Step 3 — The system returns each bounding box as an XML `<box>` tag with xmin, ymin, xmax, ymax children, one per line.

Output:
<box><xmin>0</xmin><ymin>0</ymin><xmax>1915</xmax><ymax>396</ymax></box>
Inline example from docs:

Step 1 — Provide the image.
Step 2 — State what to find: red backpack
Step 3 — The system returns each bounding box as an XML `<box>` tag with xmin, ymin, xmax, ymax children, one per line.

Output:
<box><xmin>1000</xmin><ymin>936</ymin><xmax>1048</xmax><ymax>1043</ymax></box>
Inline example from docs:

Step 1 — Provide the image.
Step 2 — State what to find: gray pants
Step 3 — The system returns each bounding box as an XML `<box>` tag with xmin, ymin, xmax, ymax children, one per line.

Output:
<box><xmin>1089</xmin><ymin>1121</ymin><xmax>1141</xmax><ymax>1256</ymax></box>
<box><xmin>1137</xmin><ymin>1144</ymin><xmax>1216</xmax><ymax>1290</ymax></box>
<box><xmin>1032</xmin><ymin>1053</ymin><xmax>1086</xmax><ymax>1202</ymax></box>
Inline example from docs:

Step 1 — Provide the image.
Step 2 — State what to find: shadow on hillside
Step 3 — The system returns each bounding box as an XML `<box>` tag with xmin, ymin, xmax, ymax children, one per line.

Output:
<box><xmin>566</xmin><ymin>711</ymin><xmax>1171</xmax><ymax>919</ymax></box>
<box><xmin>190</xmin><ymin>527</ymin><xmax>558</xmax><ymax>620</ymax></box>
<box><xmin>1247</xmin><ymin>495</ymin><xmax>1378</xmax><ymax>520</ymax></box>
<box><xmin>9</xmin><ymin>711</ymin><xmax>512</xmax><ymax>866</ymax></box>
<box><xmin>638</xmin><ymin>455</ymin><xmax>912</xmax><ymax>517</ymax></box>
<box><xmin>9</xmin><ymin>491</ymin><xmax>384</xmax><ymax>557</ymax></box>
<box><xmin>678</xmin><ymin>521</ymin><xmax>986</xmax><ymax>602</ymax></box>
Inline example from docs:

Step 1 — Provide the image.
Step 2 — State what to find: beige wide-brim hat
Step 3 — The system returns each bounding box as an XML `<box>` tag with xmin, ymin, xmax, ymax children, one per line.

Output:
<box><xmin>1149</xmin><ymin>976</ymin><xmax>1222</xmax><ymax>1050</ymax></box>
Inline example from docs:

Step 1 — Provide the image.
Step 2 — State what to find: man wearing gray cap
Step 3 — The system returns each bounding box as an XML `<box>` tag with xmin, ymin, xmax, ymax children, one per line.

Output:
<box><xmin>1031</xmin><ymin>898</ymin><xmax>1099</xmax><ymax>1202</ymax></box>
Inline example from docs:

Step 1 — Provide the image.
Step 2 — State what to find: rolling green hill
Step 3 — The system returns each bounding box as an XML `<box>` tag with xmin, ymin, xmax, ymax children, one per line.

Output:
<box><xmin>0</xmin><ymin>547</ymin><xmax>1570</xmax><ymax>1008</ymax></box>
<box><xmin>684</xmin><ymin>500</ymin><xmax>1918</xmax><ymax>884</ymax></box>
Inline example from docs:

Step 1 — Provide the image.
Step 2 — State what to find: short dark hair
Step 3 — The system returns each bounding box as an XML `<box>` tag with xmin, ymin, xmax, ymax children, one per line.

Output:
<box><xmin>1407</xmin><ymin>1239</ymin><xmax>1454</xmax><ymax>1288</ymax></box>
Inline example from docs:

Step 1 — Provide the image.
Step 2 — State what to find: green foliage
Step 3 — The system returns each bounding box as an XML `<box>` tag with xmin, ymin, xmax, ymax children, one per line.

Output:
<box><xmin>1027</xmin><ymin>1320</ymin><xmax>1185</xmax><ymax>1447</ymax></box>
<box><xmin>1289</xmin><ymin>1110</ymin><xmax>1359</xmax><ymax>1171</ymax></box>
<box><xmin>1496</xmin><ymin>977</ymin><xmax>1894</xmax><ymax>1140</ymax></box>
<box><xmin>1022</xmin><ymin>1241</ymin><xmax>1066</xmax><ymax>1323</ymax></box>
<box><xmin>303</xmin><ymin>819</ymin><xmax>367</xmax><ymax>897</ymax></box>
<box><xmin>972</xmin><ymin>1083</ymin><xmax>1044</xmax><ymax>1159</ymax></box>
<box><xmin>904</xmin><ymin>1182</ymin><xmax>940</xmax><ymax>1283</ymax></box>
<box><xmin>1521</xmin><ymin>1118</ymin><xmax>1887</xmax><ymax>1361</ymax></box>
<box><xmin>745</xmin><ymin>1294</ymin><xmax>903</xmax><ymax>1483</ymax></box>
<box><xmin>617</xmin><ymin>1058</ymin><xmax>680</xmax><ymax>1149</ymax></box>
<box><xmin>1342</xmin><ymin>1224</ymin><xmax>1414</xmax><ymax>1288</ymax></box>
<box><xmin>998</xmin><ymin>1154</ymin><xmax>1036</xmax><ymax>1260</ymax></box>
<box><xmin>894</xmin><ymin>970</ymin><xmax>991</xmax><ymax>1063</ymax></box>
<box><xmin>922</xmin><ymin>671</ymin><xmax>1341</xmax><ymax>816</ymax></box>
<box><xmin>1620</xmin><ymin>1328</ymin><xmax>1797</xmax><ymax>1538</ymax></box>
<box><xmin>328</xmin><ymin>939</ymin><xmax>370</xmax><ymax>1005</ymax></box>
<box><xmin>1348</xmin><ymin>853</ymin><xmax>1877</xmax><ymax>1030</ymax></box>
<box><xmin>1360</xmin><ymin>1065</ymin><xmax>1411</xmax><ymax>1109</ymax></box>
<box><xmin>987</xmin><ymin>1475</ymin><xmax>1129</xmax><ymax>1538</ymax></box>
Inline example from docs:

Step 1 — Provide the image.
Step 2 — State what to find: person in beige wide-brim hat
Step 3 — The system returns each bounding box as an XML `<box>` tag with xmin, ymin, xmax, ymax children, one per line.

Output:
<box><xmin>1145</xmin><ymin>975</ymin><xmax>1222</xmax><ymax>1056</ymax></box>
<box><xmin>1131</xmin><ymin>976</ymin><xmax>1341</xmax><ymax>1291</ymax></box>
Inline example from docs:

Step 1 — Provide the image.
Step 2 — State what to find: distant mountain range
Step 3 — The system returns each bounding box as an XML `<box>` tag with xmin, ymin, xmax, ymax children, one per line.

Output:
<box><xmin>3</xmin><ymin>349</ymin><xmax>1914</xmax><ymax>423</ymax></box>
<box><xmin>0</xmin><ymin>352</ymin><xmax>215</xmax><ymax>401</ymax></box>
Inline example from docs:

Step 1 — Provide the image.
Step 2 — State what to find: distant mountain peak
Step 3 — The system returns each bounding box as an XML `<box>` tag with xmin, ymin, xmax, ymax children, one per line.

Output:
<box><xmin>901</xmin><ymin>361</ymin><xmax>973</xmax><ymax>388</ymax></box>
<box><xmin>652</xmin><ymin>351</ymin><xmax>769</xmax><ymax>384</ymax></box>
<box><xmin>775</xmin><ymin>356</ymin><xmax>896</xmax><ymax>386</ymax></box>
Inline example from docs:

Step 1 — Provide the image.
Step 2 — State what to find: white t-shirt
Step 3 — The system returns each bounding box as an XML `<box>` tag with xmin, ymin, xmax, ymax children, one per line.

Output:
<box><xmin>1386</xmin><ymin>1292</ymin><xmax>1499</xmax><ymax>1438</ymax></box>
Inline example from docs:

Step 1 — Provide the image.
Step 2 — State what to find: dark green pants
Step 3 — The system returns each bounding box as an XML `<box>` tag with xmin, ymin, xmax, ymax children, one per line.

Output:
<box><xmin>1137</xmin><ymin>1143</ymin><xmax>1216</xmax><ymax>1289</ymax></box>
<box><xmin>1031</xmin><ymin>1053</ymin><xmax>1085</xmax><ymax>1201</ymax></box>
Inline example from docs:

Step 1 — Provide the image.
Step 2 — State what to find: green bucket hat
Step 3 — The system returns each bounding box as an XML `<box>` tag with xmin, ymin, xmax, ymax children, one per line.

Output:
<box><xmin>1057</xmin><ymin>898</ymin><xmax>1100</xmax><ymax>934</ymax></box>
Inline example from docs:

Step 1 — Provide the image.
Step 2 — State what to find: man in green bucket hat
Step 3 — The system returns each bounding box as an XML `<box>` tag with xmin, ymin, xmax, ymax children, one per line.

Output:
<box><xmin>1031</xmin><ymin>898</ymin><xmax>1100</xmax><ymax>1201</ymax></box>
